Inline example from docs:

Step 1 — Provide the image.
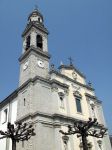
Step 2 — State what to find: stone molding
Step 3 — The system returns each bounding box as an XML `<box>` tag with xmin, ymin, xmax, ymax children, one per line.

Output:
<box><xmin>19</xmin><ymin>46</ymin><xmax>51</xmax><ymax>62</ymax></box>
<box><xmin>22</xmin><ymin>22</ymin><xmax>49</xmax><ymax>37</ymax></box>
<box><xmin>85</xmin><ymin>93</ymin><xmax>102</xmax><ymax>104</ymax></box>
<box><xmin>50</xmin><ymin>70</ymin><xmax>94</xmax><ymax>91</ymax></box>
<box><xmin>51</xmin><ymin>79</ymin><xmax>69</xmax><ymax>90</ymax></box>
<box><xmin>0</xmin><ymin>76</ymin><xmax>69</xmax><ymax>108</ymax></box>
<box><xmin>16</xmin><ymin>111</ymin><xmax>84</xmax><ymax>125</ymax></box>
<box><xmin>16</xmin><ymin>111</ymin><xmax>107</xmax><ymax>130</ymax></box>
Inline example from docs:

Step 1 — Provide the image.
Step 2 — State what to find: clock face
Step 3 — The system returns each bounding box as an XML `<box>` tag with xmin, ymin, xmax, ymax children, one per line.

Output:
<box><xmin>23</xmin><ymin>61</ymin><xmax>29</xmax><ymax>70</ymax></box>
<box><xmin>37</xmin><ymin>60</ymin><xmax>44</xmax><ymax>68</ymax></box>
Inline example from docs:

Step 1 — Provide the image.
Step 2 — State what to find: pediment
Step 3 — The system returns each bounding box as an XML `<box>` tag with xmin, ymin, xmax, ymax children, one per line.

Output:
<box><xmin>59</xmin><ymin>65</ymin><xmax>86</xmax><ymax>84</ymax></box>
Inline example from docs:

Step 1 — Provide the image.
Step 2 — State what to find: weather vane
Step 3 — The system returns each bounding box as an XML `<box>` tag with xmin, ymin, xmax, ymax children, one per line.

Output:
<box><xmin>68</xmin><ymin>57</ymin><xmax>74</xmax><ymax>66</ymax></box>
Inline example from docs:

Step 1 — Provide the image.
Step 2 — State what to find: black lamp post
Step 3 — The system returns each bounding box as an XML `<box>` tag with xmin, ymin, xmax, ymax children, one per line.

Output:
<box><xmin>0</xmin><ymin>122</ymin><xmax>35</xmax><ymax>150</ymax></box>
<box><xmin>60</xmin><ymin>118</ymin><xmax>107</xmax><ymax>150</ymax></box>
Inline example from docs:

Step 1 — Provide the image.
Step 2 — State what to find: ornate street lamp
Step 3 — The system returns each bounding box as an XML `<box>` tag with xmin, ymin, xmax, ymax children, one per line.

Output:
<box><xmin>0</xmin><ymin>122</ymin><xmax>35</xmax><ymax>150</ymax></box>
<box><xmin>60</xmin><ymin>118</ymin><xmax>107</xmax><ymax>150</ymax></box>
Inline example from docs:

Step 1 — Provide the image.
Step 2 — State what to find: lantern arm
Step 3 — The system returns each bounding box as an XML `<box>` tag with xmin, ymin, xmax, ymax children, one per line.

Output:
<box><xmin>7</xmin><ymin>122</ymin><xmax>15</xmax><ymax>138</ymax></box>
<box><xmin>59</xmin><ymin>130</ymin><xmax>69</xmax><ymax>135</ymax></box>
<box><xmin>59</xmin><ymin>129</ymin><xmax>80</xmax><ymax>135</ymax></box>
<box><xmin>68</xmin><ymin>130</ymin><xmax>80</xmax><ymax>135</ymax></box>
<box><xmin>19</xmin><ymin>129</ymin><xmax>33</xmax><ymax>137</ymax></box>
<box><xmin>16</xmin><ymin>130</ymin><xmax>27</xmax><ymax>138</ymax></box>
<box><xmin>69</xmin><ymin>124</ymin><xmax>82</xmax><ymax>134</ymax></box>
<box><xmin>15</xmin><ymin>133</ymin><xmax>27</xmax><ymax>140</ymax></box>
<box><xmin>20</xmin><ymin>127</ymin><xmax>31</xmax><ymax>135</ymax></box>
<box><xmin>0</xmin><ymin>131</ymin><xmax>11</xmax><ymax>138</ymax></box>
<box><xmin>15</xmin><ymin>128</ymin><xmax>35</xmax><ymax>142</ymax></box>
<box><xmin>0</xmin><ymin>130</ymin><xmax>6</xmax><ymax>136</ymax></box>
<box><xmin>15</xmin><ymin>123</ymin><xmax>33</xmax><ymax>137</ymax></box>
<box><xmin>84</xmin><ymin>118</ymin><xmax>98</xmax><ymax>131</ymax></box>
<box><xmin>87</xmin><ymin>129</ymin><xmax>107</xmax><ymax>138</ymax></box>
<box><xmin>15</xmin><ymin>122</ymin><xmax>22</xmax><ymax>135</ymax></box>
<box><xmin>17</xmin><ymin>133</ymin><xmax>32</xmax><ymax>141</ymax></box>
<box><xmin>85</xmin><ymin>122</ymin><xmax>96</xmax><ymax>131</ymax></box>
<box><xmin>87</xmin><ymin>133</ymin><xmax>103</xmax><ymax>138</ymax></box>
<box><xmin>0</xmin><ymin>135</ymin><xmax>8</xmax><ymax>140</ymax></box>
<box><xmin>15</xmin><ymin>122</ymin><xmax>28</xmax><ymax>134</ymax></box>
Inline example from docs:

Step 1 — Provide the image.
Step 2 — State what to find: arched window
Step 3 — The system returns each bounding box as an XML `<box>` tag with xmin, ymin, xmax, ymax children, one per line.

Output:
<box><xmin>58</xmin><ymin>92</ymin><xmax>65</xmax><ymax>109</ymax></box>
<box><xmin>24</xmin><ymin>98</ymin><xmax>26</xmax><ymax>106</ymax></box>
<box><xmin>2</xmin><ymin>108</ymin><xmax>8</xmax><ymax>124</ymax></box>
<box><xmin>26</xmin><ymin>35</ymin><xmax>31</xmax><ymax>50</ymax></box>
<box><xmin>73</xmin><ymin>91</ymin><xmax>82</xmax><ymax>113</ymax></box>
<box><xmin>76</xmin><ymin>97</ymin><xmax>82</xmax><ymax>113</ymax></box>
<box><xmin>36</xmin><ymin>35</ymin><xmax>43</xmax><ymax>49</ymax></box>
<box><xmin>38</xmin><ymin>17</ymin><xmax>41</xmax><ymax>22</ymax></box>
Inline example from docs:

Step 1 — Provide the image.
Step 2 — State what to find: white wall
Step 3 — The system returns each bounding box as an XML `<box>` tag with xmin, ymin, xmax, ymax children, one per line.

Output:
<box><xmin>0</xmin><ymin>99</ymin><xmax>17</xmax><ymax>150</ymax></box>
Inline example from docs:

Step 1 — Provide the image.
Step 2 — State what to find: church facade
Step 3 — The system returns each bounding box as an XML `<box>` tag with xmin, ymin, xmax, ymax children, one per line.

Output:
<box><xmin>0</xmin><ymin>9</ymin><xmax>111</xmax><ymax>150</ymax></box>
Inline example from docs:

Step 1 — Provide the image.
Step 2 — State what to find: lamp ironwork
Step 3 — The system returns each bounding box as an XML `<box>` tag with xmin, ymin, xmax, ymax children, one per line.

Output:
<box><xmin>60</xmin><ymin>118</ymin><xmax>107</xmax><ymax>150</ymax></box>
<box><xmin>0</xmin><ymin>122</ymin><xmax>35</xmax><ymax>150</ymax></box>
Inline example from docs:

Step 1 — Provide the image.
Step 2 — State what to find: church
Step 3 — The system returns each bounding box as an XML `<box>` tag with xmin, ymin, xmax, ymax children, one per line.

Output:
<box><xmin>0</xmin><ymin>8</ymin><xmax>111</xmax><ymax>150</ymax></box>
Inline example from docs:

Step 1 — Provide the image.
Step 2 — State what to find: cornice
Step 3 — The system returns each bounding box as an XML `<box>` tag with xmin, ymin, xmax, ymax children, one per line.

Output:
<box><xmin>19</xmin><ymin>46</ymin><xmax>51</xmax><ymax>62</ymax></box>
<box><xmin>16</xmin><ymin>111</ymin><xmax>106</xmax><ymax>129</ymax></box>
<box><xmin>0</xmin><ymin>76</ymin><xmax>69</xmax><ymax>108</ymax></box>
<box><xmin>85</xmin><ymin>93</ymin><xmax>97</xmax><ymax>100</ymax></box>
<box><xmin>50</xmin><ymin>79</ymin><xmax>69</xmax><ymax>89</ymax></box>
<box><xmin>85</xmin><ymin>93</ymin><xmax>102</xmax><ymax>104</ymax></box>
<box><xmin>16</xmin><ymin>111</ymin><xmax>85</xmax><ymax>125</ymax></box>
<box><xmin>30</xmin><ymin>76</ymin><xmax>69</xmax><ymax>89</ymax></box>
<box><xmin>22</xmin><ymin>22</ymin><xmax>49</xmax><ymax>37</ymax></box>
<box><xmin>50</xmin><ymin>70</ymin><xmax>94</xmax><ymax>91</ymax></box>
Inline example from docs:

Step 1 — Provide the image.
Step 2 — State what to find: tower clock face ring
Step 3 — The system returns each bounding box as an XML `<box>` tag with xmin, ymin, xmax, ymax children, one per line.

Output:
<box><xmin>37</xmin><ymin>60</ymin><xmax>44</xmax><ymax>68</ymax></box>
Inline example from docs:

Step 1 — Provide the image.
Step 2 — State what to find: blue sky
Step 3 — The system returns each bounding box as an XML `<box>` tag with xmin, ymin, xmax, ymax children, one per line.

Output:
<box><xmin>0</xmin><ymin>0</ymin><xmax>112</xmax><ymax>134</ymax></box>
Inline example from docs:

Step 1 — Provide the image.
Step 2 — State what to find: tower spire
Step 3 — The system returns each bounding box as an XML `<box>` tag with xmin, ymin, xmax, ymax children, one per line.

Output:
<box><xmin>35</xmin><ymin>4</ymin><xmax>38</xmax><ymax>11</ymax></box>
<box><xmin>19</xmin><ymin>8</ymin><xmax>50</xmax><ymax>86</ymax></box>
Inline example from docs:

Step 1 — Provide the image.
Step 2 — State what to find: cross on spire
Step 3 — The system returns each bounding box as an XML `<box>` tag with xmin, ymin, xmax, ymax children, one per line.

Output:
<box><xmin>35</xmin><ymin>4</ymin><xmax>38</xmax><ymax>10</ymax></box>
<box><xmin>35</xmin><ymin>0</ymin><xmax>39</xmax><ymax>10</ymax></box>
<box><xmin>68</xmin><ymin>57</ymin><xmax>74</xmax><ymax>66</ymax></box>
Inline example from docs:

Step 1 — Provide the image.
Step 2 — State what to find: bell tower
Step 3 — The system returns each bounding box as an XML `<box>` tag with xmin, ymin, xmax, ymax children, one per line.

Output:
<box><xmin>19</xmin><ymin>8</ymin><xmax>50</xmax><ymax>86</ymax></box>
